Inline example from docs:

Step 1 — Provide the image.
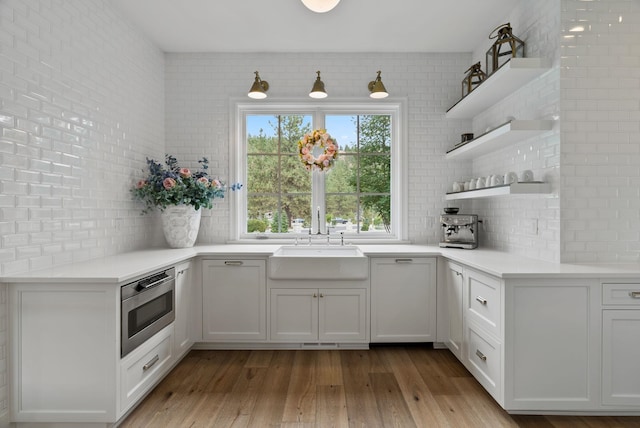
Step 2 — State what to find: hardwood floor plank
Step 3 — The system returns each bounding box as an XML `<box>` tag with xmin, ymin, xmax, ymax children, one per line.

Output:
<box><xmin>406</xmin><ymin>347</ymin><xmax>468</xmax><ymax>396</ymax></box>
<box><xmin>370</xmin><ymin>372</ymin><xmax>418</xmax><ymax>428</ymax></box>
<box><xmin>341</xmin><ymin>350</ymin><xmax>386</xmax><ymax>427</ymax></box>
<box><xmin>245</xmin><ymin>350</ymin><xmax>275</xmax><ymax>368</ymax></box>
<box><xmin>202</xmin><ymin>350</ymin><xmax>250</xmax><ymax>393</ymax></box>
<box><xmin>451</xmin><ymin>376</ymin><xmax>518</xmax><ymax>428</ymax></box>
<box><xmin>316</xmin><ymin>384</ymin><xmax>349</xmax><ymax>428</ymax></box>
<box><xmin>247</xmin><ymin>350</ymin><xmax>295</xmax><ymax>427</ymax></box>
<box><xmin>210</xmin><ymin>367</ymin><xmax>269</xmax><ymax>427</ymax></box>
<box><xmin>378</xmin><ymin>347</ymin><xmax>454</xmax><ymax>427</ymax></box>
<box><xmin>282</xmin><ymin>351</ymin><xmax>317</xmax><ymax>423</ymax></box>
<box><xmin>316</xmin><ymin>349</ymin><xmax>343</xmax><ymax>386</ymax></box>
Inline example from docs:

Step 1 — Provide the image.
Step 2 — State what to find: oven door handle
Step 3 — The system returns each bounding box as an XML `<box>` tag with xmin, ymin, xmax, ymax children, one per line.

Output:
<box><xmin>136</xmin><ymin>275</ymin><xmax>170</xmax><ymax>290</ymax></box>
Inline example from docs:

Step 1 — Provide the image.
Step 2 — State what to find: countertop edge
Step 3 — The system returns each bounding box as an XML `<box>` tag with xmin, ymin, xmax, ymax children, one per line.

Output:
<box><xmin>2</xmin><ymin>244</ymin><xmax>640</xmax><ymax>283</ymax></box>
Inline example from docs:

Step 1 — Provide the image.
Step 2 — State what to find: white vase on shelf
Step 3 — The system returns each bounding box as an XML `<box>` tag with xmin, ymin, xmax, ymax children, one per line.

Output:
<box><xmin>160</xmin><ymin>205</ymin><xmax>201</xmax><ymax>248</ymax></box>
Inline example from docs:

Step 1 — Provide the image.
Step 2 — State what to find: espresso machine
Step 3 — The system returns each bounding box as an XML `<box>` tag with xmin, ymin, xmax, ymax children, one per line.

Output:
<box><xmin>439</xmin><ymin>213</ymin><xmax>479</xmax><ymax>249</ymax></box>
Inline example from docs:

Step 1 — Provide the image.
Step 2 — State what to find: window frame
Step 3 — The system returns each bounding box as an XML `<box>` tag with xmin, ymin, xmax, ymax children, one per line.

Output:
<box><xmin>230</xmin><ymin>99</ymin><xmax>407</xmax><ymax>243</ymax></box>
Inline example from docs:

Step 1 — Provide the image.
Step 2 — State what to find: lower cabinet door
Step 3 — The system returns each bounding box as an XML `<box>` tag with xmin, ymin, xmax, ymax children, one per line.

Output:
<box><xmin>602</xmin><ymin>309</ymin><xmax>640</xmax><ymax>406</ymax></box>
<box><xmin>319</xmin><ymin>288</ymin><xmax>367</xmax><ymax>342</ymax></box>
<box><xmin>270</xmin><ymin>288</ymin><xmax>318</xmax><ymax>341</ymax></box>
<box><xmin>202</xmin><ymin>259</ymin><xmax>267</xmax><ymax>341</ymax></box>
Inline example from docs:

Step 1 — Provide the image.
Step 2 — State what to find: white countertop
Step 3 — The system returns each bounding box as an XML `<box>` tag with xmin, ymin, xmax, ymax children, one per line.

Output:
<box><xmin>2</xmin><ymin>244</ymin><xmax>640</xmax><ymax>284</ymax></box>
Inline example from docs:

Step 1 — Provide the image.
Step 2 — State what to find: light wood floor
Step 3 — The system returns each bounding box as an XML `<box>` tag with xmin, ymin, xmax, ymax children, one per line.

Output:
<box><xmin>120</xmin><ymin>346</ymin><xmax>640</xmax><ymax>428</ymax></box>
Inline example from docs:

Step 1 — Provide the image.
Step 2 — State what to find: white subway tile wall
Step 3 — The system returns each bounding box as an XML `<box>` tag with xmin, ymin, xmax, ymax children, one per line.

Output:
<box><xmin>0</xmin><ymin>0</ymin><xmax>165</xmax><ymax>278</ymax></box>
<box><xmin>459</xmin><ymin>0</ymin><xmax>562</xmax><ymax>262</ymax></box>
<box><xmin>561</xmin><ymin>0</ymin><xmax>640</xmax><ymax>263</ymax></box>
<box><xmin>164</xmin><ymin>52</ymin><xmax>473</xmax><ymax>245</ymax></box>
<box><xmin>0</xmin><ymin>0</ymin><xmax>165</xmax><ymax>419</ymax></box>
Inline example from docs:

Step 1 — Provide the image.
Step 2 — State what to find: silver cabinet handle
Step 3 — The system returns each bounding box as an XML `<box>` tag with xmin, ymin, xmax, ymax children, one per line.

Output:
<box><xmin>395</xmin><ymin>258</ymin><xmax>413</xmax><ymax>263</ymax></box>
<box><xmin>319</xmin><ymin>293</ymin><xmax>324</xmax><ymax>298</ymax></box>
<box><xmin>224</xmin><ymin>261</ymin><xmax>244</xmax><ymax>266</ymax></box>
<box><xmin>475</xmin><ymin>296</ymin><xmax>487</xmax><ymax>305</ymax></box>
<box><xmin>313</xmin><ymin>293</ymin><xmax>317</xmax><ymax>298</ymax></box>
<box><xmin>143</xmin><ymin>354</ymin><xmax>160</xmax><ymax>371</ymax></box>
<box><xmin>475</xmin><ymin>349</ymin><xmax>487</xmax><ymax>361</ymax></box>
<box><xmin>629</xmin><ymin>291</ymin><xmax>640</xmax><ymax>299</ymax></box>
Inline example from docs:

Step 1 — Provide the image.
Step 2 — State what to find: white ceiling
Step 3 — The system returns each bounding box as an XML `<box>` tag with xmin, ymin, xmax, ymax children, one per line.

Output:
<box><xmin>109</xmin><ymin>0</ymin><xmax>517</xmax><ymax>53</ymax></box>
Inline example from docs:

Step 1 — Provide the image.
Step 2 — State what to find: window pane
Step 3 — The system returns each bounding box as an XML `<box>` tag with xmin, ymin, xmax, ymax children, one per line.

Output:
<box><xmin>359</xmin><ymin>115</ymin><xmax>391</xmax><ymax>154</ymax></box>
<box><xmin>247</xmin><ymin>154</ymin><xmax>279</xmax><ymax>193</ymax></box>
<box><xmin>247</xmin><ymin>115</ymin><xmax>278</xmax><ymax>153</ymax></box>
<box><xmin>361</xmin><ymin>195</ymin><xmax>391</xmax><ymax>233</ymax></box>
<box><xmin>326</xmin><ymin>194</ymin><xmax>357</xmax><ymax>232</ymax></box>
<box><xmin>281</xmin><ymin>155</ymin><xmax>311</xmax><ymax>193</ymax></box>
<box><xmin>326</xmin><ymin>154</ymin><xmax>356</xmax><ymax>193</ymax></box>
<box><xmin>325</xmin><ymin>115</ymin><xmax>357</xmax><ymax>153</ymax></box>
<box><xmin>247</xmin><ymin>195</ymin><xmax>277</xmax><ymax>233</ymax></box>
<box><xmin>359</xmin><ymin>154</ymin><xmax>391</xmax><ymax>194</ymax></box>
<box><xmin>280</xmin><ymin>115</ymin><xmax>312</xmax><ymax>153</ymax></box>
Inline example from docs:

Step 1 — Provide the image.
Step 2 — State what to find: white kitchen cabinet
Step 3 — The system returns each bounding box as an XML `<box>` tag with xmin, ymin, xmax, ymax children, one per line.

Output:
<box><xmin>201</xmin><ymin>259</ymin><xmax>267</xmax><ymax>341</ymax></box>
<box><xmin>9</xmin><ymin>282</ymin><xmax>120</xmax><ymax>424</ymax></box>
<box><xmin>444</xmin><ymin>260</ymin><xmax>464</xmax><ymax>359</ymax></box>
<box><xmin>602</xmin><ymin>282</ymin><xmax>640</xmax><ymax>406</ymax></box>
<box><xmin>370</xmin><ymin>257</ymin><xmax>436</xmax><ymax>342</ymax></box>
<box><xmin>174</xmin><ymin>261</ymin><xmax>194</xmax><ymax>358</ymax></box>
<box><xmin>504</xmin><ymin>278</ymin><xmax>600</xmax><ymax>412</ymax></box>
<box><xmin>270</xmin><ymin>287</ymin><xmax>367</xmax><ymax>342</ymax></box>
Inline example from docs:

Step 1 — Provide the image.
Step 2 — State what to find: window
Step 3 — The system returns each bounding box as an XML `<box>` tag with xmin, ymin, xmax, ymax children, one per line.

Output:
<box><xmin>232</xmin><ymin>101</ymin><xmax>405</xmax><ymax>242</ymax></box>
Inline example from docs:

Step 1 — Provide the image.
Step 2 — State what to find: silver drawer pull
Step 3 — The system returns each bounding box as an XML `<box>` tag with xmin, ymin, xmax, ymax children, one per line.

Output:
<box><xmin>455</xmin><ymin>271</ymin><xmax>462</xmax><ymax>277</ymax></box>
<box><xmin>143</xmin><ymin>354</ymin><xmax>160</xmax><ymax>371</ymax></box>
<box><xmin>475</xmin><ymin>296</ymin><xmax>488</xmax><ymax>305</ymax></box>
<box><xmin>475</xmin><ymin>349</ymin><xmax>487</xmax><ymax>361</ymax></box>
<box><xmin>313</xmin><ymin>293</ymin><xmax>317</xmax><ymax>298</ymax></box>
<box><xmin>395</xmin><ymin>258</ymin><xmax>413</xmax><ymax>263</ymax></box>
<box><xmin>629</xmin><ymin>291</ymin><xmax>640</xmax><ymax>299</ymax></box>
<box><xmin>224</xmin><ymin>261</ymin><xmax>244</xmax><ymax>266</ymax></box>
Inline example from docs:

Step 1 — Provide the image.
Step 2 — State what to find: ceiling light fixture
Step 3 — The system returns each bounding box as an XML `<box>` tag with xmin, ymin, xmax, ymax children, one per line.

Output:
<box><xmin>309</xmin><ymin>71</ymin><xmax>328</xmax><ymax>99</ymax></box>
<box><xmin>368</xmin><ymin>70</ymin><xmax>388</xmax><ymax>99</ymax></box>
<box><xmin>300</xmin><ymin>0</ymin><xmax>341</xmax><ymax>13</ymax></box>
<box><xmin>248</xmin><ymin>71</ymin><xmax>269</xmax><ymax>99</ymax></box>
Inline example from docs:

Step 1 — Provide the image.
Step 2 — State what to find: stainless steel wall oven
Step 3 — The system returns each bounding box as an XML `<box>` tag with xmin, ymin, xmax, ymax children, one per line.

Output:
<box><xmin>121</xmin><ymin>267</ymin><xmax>175</xmax><ymax>357</ymax></box>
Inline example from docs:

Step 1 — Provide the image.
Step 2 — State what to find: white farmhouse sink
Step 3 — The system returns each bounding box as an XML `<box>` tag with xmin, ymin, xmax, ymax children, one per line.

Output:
<box><xmin>268</xmin><ymin>245</ymin><xmax>369</xmax><ymax>280</ymax></box>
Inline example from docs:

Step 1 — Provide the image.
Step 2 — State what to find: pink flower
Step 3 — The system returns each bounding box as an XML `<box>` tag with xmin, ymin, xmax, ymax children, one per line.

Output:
<box><xmin>302</xmin><ymin>147</ymin><xmax>309</xmax><ymax>155</ymax></box>
<box><xmin>179</xmin><ymin>168</ymin><xmax>191</xmax><ymax>178</ymax></box>
<box><xmin>323</xmin><ymin>160</ymin><xmax>330</xmax><ymax>167</ymax></box>
<box><xmin>163</xmin><ymin>177</ymin><xmax>176</xmax><ymax>190</ymax></box>
<box><xmin>136</xmin><ymin>180</ymin><xmax>147</xmax><ymax>189</ymax></box>
<box><xmin>197</xmin><ymin>177</ymin><xmax>210</xmax><ymax>187</ymax></box>
<box><xmin>212</xmin><ymin>179</ymin><xmax>222</xmax><ymax>188</ymax></box>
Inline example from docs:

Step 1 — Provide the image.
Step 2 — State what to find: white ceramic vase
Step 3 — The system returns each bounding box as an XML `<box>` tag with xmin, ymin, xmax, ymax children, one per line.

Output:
<box><xmin>160</xmin><ymin>205</ymin><xmax>202</xmax><ymax>248</ymax></box>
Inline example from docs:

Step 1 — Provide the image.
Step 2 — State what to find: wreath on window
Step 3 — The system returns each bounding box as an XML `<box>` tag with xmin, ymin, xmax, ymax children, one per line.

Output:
<box><xmin>297</xmin><ymin>129</ymin><xmax>339</xmax><ymax>172</ymax></box>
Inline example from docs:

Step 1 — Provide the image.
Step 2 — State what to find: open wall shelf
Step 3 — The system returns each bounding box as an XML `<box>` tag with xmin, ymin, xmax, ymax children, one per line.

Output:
<box><xmin>445</xmin><ymin>120</ymin><xmax>554</xmax><ymax>160</ymax></box>
<box><xmin>445</xmin><ymin>58</ymin><xmax>552</xmax><ymax>119</ymax></box>
<box><xmin>445</xmin><ymin>182</ymin><xmax>551</xmax><ymax>200</ymax></box>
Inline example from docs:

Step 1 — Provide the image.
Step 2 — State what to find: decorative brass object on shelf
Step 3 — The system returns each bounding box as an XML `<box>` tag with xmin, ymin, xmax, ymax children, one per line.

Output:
<box><xmin>461</xmin><ymin>62</ymin><xmax>486</xmax><ymax>97</ymax></box>
<box><xmin>485</xmin><ymin>22</ymin><xmax>525</xmax><ymax>76</ymax></box>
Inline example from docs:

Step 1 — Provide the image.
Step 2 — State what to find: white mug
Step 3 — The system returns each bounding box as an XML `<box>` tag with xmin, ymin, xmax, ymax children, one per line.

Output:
<box><xmin>464</xmin><ymin>181</ymin><xmax>471</xmax><ymax>191</ymax></box>
<box><xmin>476</xmin><ymin>177</ymin><xmax>485</xmax><ymax>188</ymax></box>
<box><xmin>453</xmin><ymin>182</ymin><xmax>463</xmax><ymax>192</ymax></box>
<box><xmin>520</xmin><ymin>170</ymin><xmax>534</xmax><ymax>182</ymax></box>
<box><xmin>504</xmin><ymin>171</ymin><xmax>517</xmax><ymax>184</ymax></box>
<box><xmin>491</xmin><ymin>175</ymin><xmax>504</xmax><ymax>186</ymax></box>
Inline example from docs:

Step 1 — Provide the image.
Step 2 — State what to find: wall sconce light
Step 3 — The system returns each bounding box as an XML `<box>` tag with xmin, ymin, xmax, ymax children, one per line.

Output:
<box><xmin>248</xmin><ymin>71</ymin><xmax>269</xmax><ymax>99</ymax></box>
<box><xmin>309</xmin><ymin>71</ymin><xmax>328</xmax><ymax>99</ymax></box>
<box><xmin>300</xmin><ymin>0</ymin><xmax>340</xmax><ymax>13</ymax></box>
<box><xmin>368</xmin><ymin>70</ymin><xmax>388</xmax><ymax>99</ymax></box>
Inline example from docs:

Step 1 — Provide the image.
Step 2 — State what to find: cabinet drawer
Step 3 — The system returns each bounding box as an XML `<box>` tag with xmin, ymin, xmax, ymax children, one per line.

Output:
<box><xmin>467</xmin><ymin>270</ymin><xmax>501</xmax><ymax>336</ymax></box>
<box><xmin>120</xmin><ymin>325</ymin><xmax>174</xmax><ymax>414</ymax></box>
<box><xmin>466</xmin><ymin>322</ymin><xmax>501</xmax><ymax>402</ymax></box>
<box><xmin>603</xmin><ymin>283</ymin><xmax>640</xmax><ymax>306</ymax></box>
